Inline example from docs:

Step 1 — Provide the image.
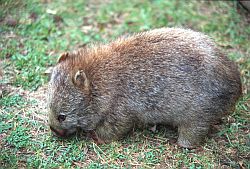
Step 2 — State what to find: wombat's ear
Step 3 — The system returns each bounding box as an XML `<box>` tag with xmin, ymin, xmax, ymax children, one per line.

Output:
<box><xmin>57</xmin><ymin>52</ymin><xmax>69</xmax><ymax>63</ymax></box>
<box><xmin>73</xmin><ymin>70</ymin><xmax>89</xmax><ymax>89</ymax></box>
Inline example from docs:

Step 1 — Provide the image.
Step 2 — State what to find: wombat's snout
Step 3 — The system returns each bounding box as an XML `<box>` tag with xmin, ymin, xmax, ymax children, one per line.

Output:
<box><xmin>50</xmin><ymin>126</ymin><xmax>78</xmax><ymax>138</ymax></box>
<box><xmin>50</xmin><ymin>126</ymin><xmax>66</xmax><ymax>137</ymax></box>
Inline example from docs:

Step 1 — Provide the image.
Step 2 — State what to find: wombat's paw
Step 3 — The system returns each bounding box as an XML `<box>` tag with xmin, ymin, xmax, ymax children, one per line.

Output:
<box><xmin>87</xmin><ymin>131</ymin><xmax>105</xmax><ymax>144</ymax></box>
<box><xmin>149</xmin><ymin>125</ymin><xmax>157</xmax><ymax>133</ymax></box>
<box><xmin>177</xmin><ymin>137</ymin><xmax>196</xmax><ymax>149</ymax></box>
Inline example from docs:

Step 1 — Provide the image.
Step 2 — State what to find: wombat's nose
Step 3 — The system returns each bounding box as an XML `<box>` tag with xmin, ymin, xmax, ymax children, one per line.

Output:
<box><xmin>50</xmin><ymin>126</ymin><xmax>65</xmax><ymax>137</ymax></box>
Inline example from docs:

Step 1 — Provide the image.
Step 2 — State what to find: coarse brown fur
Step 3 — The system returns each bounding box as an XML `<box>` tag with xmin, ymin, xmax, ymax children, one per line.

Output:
<box><xmin>47</xmin><ymin>28</ymin><xmax>242</xmax><ymax>148</ymax></box>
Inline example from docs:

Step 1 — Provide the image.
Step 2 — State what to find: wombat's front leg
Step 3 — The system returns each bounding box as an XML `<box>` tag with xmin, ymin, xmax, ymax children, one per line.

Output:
<box><xmin>177</xmin><ymin>123</ymin><xmax>209</xmax><ymax>148</ymax></box>
<box><xmin>94</xmin><ymin>115</ymin><xmax>135</xmax><ymax>143</ymax></box>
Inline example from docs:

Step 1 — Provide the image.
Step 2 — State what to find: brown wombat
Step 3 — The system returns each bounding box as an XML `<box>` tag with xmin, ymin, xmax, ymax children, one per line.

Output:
<box><xmin>47</xmin><ymin>28</ymin><xmax>242</xmax><ymax>148</ymax></box>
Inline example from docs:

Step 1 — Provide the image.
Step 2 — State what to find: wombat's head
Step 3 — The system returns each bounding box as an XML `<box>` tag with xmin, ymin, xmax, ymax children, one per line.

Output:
<box><xmin>47</xmin><ymin>52</ymin><xmax>99</xmax><ymax>138</ymax></box>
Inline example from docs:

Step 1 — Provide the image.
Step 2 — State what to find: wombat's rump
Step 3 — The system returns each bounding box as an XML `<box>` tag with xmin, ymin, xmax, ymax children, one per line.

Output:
<box><xmin>47</xmin><ymin>28</ymin><xmax>242</xmax><ymax>148</ymax></box>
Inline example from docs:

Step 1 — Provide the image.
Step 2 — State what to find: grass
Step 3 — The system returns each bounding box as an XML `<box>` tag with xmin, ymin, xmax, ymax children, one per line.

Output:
<box><xmin>0</xmin><ymin>0</ymin><xmax>249</xmax><ymax>168</ymax></box>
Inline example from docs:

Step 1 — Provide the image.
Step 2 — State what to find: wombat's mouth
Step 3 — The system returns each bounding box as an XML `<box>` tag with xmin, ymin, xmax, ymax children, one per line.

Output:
<box><xmin>50</xmin><ymin>126</ymin><xmax>76</xmax><ymax>138</ymax></box>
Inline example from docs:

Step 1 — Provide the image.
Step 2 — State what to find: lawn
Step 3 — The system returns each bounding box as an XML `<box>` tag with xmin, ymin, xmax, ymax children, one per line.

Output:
<box><xmin>0</xmin><ymin>0</ymin><xmax>249</xmax><ymax>168</ymax></box>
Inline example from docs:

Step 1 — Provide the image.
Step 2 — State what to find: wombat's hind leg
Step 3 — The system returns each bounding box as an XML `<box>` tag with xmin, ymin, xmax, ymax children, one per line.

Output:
<box><xmin>177</xmin><ymin>123</ymin><xmax>209</xmax><ymax>148</ymax></box>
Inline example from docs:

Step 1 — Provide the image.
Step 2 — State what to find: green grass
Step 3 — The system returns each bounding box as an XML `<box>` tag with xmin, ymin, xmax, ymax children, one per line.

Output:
<box><xmin>0</xmin><ymin>0</ymin><xmax>249</xmax><ymax>168</ymax></box>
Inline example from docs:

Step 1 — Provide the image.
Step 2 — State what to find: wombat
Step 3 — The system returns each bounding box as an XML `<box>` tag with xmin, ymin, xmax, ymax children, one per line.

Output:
<box><xmin>47</xmin><ymin>28</ymin><xmax>242</xmax><ymax>148</ymax></box>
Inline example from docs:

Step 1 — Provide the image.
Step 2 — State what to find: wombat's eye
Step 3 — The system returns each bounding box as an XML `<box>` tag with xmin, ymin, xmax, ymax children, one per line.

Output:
<box><xmin>58</xmin><ymin>114</ymin><xmax>66</xmax><ymax>122</ymax></box>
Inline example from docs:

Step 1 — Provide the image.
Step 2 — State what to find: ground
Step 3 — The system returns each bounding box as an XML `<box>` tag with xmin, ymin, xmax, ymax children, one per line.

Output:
<box><xmin>0</xmin><ymin>0</ymin><xmax>249</xmax><ymax>168</ymax></box>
